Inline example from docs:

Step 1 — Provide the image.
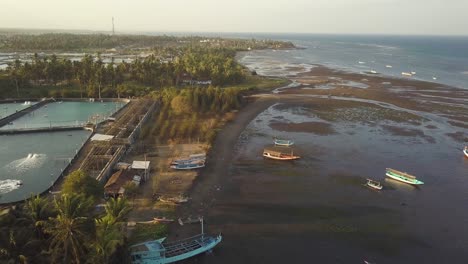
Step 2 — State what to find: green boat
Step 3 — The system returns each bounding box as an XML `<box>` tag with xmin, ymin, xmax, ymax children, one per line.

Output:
<box><xmin>385</xmin><ymin>168</ymin><xmax>424</xmax><ymax>185</ymax></box>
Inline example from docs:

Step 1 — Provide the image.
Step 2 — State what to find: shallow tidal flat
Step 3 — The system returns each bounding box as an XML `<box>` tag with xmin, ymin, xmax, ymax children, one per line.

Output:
<box><xmin>192</xmin><ymin>68</ymin><xmax>468</xmax><ymax>263</ymax></box>
<box><xmin>0</xmin><ymin>130</ymin><xmax>90</xmax><ymax>203</ymax></box>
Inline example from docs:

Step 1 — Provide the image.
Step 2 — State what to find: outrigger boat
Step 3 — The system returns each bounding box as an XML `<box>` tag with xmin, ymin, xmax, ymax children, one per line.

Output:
<box><xmin>274</xmin><ymin>138</ymin><xmax>294</xmax><ymax>147</ymax></box>
<box><xmin>365</xmin><ymin>179</ymin><xmax>383</xmax><ymax>190</ymax></box>
<box><xmin>463</xmin><ymin>146</ymin><xmax>468</xmax><ymax>158</ymax></box>
<box><xmin>159</xmin><ymin>196</ymin><xmax>190</xmax><ymax>204</ymax></box>
<box><xmin>178</xmin><ymin>216</ymin><xmax>202</xmax><ymax>226</ymax></box>
<box><xmin>170</xmin><ymin>162</ymin><xmax>205</xmax><ymax>170</ymax></box>
<box><xmin>171</xmin><ymin>153</ymin><xmax>206</xmax><ymax>165</ymax></box>
<box><xmin>130</xmin><ymin>218</ymin><xmax>222</xmax><ymax>264</ymax></box>
<box><xmin>385</xmin><ymin>168</ymin><xmax>424</xmax><ymax>185</ymax></box>
<box><xmin>263</xmin><ymin>147</ymin><xmax>300</xmax><ymax>161</ymax></box>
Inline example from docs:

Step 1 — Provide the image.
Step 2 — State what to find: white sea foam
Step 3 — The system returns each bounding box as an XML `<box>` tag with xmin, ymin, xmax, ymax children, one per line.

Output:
<box><xmin>0</xmin><ymin>179</ymin><xmax>22</xmax><ymax>194</ymax></box>
<box><xmin>4</xmin><ymin>153</ymin><xmax>47</xmax><ymax>174</ymax></box>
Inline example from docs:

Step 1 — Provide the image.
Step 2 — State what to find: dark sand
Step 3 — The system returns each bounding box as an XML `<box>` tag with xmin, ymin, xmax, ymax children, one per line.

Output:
<box><xmin>169</xmin><ymin>65</ymin><xmax>468</xmax><ymax>264</ymax></box>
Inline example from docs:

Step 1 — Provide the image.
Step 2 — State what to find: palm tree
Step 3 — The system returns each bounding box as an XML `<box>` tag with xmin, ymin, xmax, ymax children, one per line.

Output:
<box><xmin>0</xmin><ymin>207</ymin><xmax>45</xmax><ymax>264</ymax></box>
<box><xmin>103</xmin><ymin>197</ymin><xmax>131</xmax><ymax>224</ymax></box>
<box><xmin>45</xmin><ymin>194</ymin><xmax>95</xmax><ymax>264</ymax></box>
<box><xmin>87</xmin><ymin>218</ymin><xmax>123</xmax><ymax>263</ymax></box>
<box><xmin>24</xmin><ymin>195</ymin><xmax>54</xmax><ymax>239</ymax></box>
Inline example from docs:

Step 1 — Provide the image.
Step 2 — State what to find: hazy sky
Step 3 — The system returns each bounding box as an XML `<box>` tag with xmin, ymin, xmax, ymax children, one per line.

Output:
<box><xmin>1</xmin><ymin>0</ymin><xmax>467</xmax><ymax>35</ymax></box>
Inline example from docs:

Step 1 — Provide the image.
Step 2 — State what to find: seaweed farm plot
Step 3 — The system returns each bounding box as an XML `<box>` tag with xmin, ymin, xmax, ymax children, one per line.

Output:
<box><xmin>0</xmin><ymin>101</ymin><xmax>125</xmax><ymax>130</ymax></box>
<box><xmin>0</xmin><ymin>130</ymin><xmax>91</xmax><ymax>204</ymax></box>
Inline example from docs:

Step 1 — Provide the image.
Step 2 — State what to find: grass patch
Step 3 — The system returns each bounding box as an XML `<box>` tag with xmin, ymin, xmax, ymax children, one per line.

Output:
<box><xmin>129</xmin><ymin>223</ymin><xmax>168</xmax><ymax>244</ymax></box>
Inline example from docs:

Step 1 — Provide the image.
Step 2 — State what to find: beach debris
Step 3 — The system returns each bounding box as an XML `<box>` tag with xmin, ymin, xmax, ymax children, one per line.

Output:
<box><xmin>178</xmin><ymin>216</ymin><xmax>202</xmax><ymax>226</ymax></box>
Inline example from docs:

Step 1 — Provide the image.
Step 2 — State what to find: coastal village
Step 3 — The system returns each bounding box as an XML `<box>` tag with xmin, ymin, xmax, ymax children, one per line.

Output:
<box><xmin>0</xmin><ymin>31</ymin><xmax>467</xmax><ymax>264</ymax></box>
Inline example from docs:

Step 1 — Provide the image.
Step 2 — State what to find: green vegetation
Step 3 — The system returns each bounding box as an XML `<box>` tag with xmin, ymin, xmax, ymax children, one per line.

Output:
<box><xmin>0</xmin><ymin>181</ymin><xmax>132</xmax><ymax>264</ymax></box>
<box><xmin>0</xmin><ymin>33</ymin><xmax>295</xmax><ymax>52</ymax></box>
<box><xmin>62</xmin><ymin>170</ymin><xmax>103</xmax><ymax>200</ymax></box>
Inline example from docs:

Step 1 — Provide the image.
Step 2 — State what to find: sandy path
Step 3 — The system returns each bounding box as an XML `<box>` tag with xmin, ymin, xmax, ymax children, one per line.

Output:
<box><xmin>169</xmin><ymin>97</ymin><xmax>278</xmax><ymax>238</ymax></box>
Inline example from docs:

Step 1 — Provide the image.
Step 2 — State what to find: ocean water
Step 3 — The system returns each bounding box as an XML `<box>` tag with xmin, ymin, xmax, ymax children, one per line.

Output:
<box><xmin>234</xmin><ymin>34</ymin><xmax>468</xmax><ymax>89</ymax></box>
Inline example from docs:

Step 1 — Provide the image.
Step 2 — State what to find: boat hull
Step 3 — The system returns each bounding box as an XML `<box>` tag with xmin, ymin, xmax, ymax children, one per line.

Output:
<box><xmin>274</xmin><ymin>140</ymin><xmax>294</xmax><ymax>147</ymax></box>
<box><xmin>366</xmin><ymin>183</ymin><xmax>383</xmax><ymax>190</ymax></box>
<box><xmin>263</xmin><ymin>153</ymin><xmax>300</xmax><ymax>161</ymax></box>
<box><xmin>385</xmin><ymin>172</ymin><xmax>424</xmax><ymax>185</ymax></box>
<box><xmin>464</xmin><ymin>148</ymin><xmax>468</xmax><ymax>158</ymax></box>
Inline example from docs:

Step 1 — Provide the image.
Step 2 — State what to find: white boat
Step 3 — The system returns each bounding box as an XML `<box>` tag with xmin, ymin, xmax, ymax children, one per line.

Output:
<box><xmin>401</xmin><ymin>72</ymin><xmax>413</xmax><ymax>77</ymax></box>
<box><xmin>274</xmin><ymin>139</ymin><xmax>294</xmax><ymax>147</ymax></box>
<box><xmin>411</xmin><ymin>71</ymin><xmax>416</xmax><ymax>75</ymax></box>
<box><xmin>432</xmin><ymin>76</ymin><xmax>437</xmax><ymax>80</ymax></box>
<box><xmin>385</xmin><ymin>65</ymin><xmax>393</xmax><ymax>68</ymax></box>
<box><xmin>369</xmin><ymin>70</ymin><xmax>378</xmax><ymax>74</ymax></box>
<box><xmin>365</xmin><ymin>179</ymin><xmax>383</xmax><ymax>190</ymax></box>
<box><xmin>463</xmin><ymin>146</ymin><xmax>468</xmax><ymax>158</ymax></box>
<box><xmin>358</xmin><ymin>61</ymin><xmax>365</xmax><ymax>64</ymax></box>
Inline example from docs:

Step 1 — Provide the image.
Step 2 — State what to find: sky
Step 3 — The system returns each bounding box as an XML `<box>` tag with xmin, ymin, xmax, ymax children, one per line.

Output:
<box><xmin>1</xmin><ymin>0</ymin><xmax>467</xmax><ymax>35</ymax></box>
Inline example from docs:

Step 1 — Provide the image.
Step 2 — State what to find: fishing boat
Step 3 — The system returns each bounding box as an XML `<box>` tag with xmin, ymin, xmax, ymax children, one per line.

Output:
<box><xmin>170</xmin><ymin>158</ymin><xmax>205</xmax><ymax>166</ymax></box>
<box><xmin>463</xmin><ymin>146</ymin><xmax>468</xmax><ymax>158</ymax></box>
<box><xmin>153</xmin><ymin>217</ymin><xmax>175</xmax><ymax>224</ymax></box>
<box><xmin>274</xmin><ymin>139</ymin><xmax>294</xmax><ymax>147</ymax></box>
<box><xmin>385</xmin><ymin>168</ymin><xmax>424</xmax><ymax>185</ymax></box>
<box><xmin>130</xmin><ymin>218</ymin><xmax>222</xmax><ymax>264</ymax></box>
<box><xmin>365</xmin><ymin>179</ymin><xmax>383</xmax><ymax>190</ymax></box>
<box><xmin>369</xmin><ymin>70</ymin><xmax>378</xmax><ymax>74</ymax></box>
<box><xmin>401</xmin><ymin>72</ymin><xmax>413</xmax><ymax>77</ymax></box>
<box><xmin>263</xmin><ymin>147</ymin><xmax>300</xmax><ymax>161</ymax></box>
<box><xmin>170</xmin><ymin>162</ymin><xmax>205</xmax><ymax>170</ymax></box>
<box><xmin>386</xmin><ymin>65</ymin><xmax>393</xmax><ymax>68</ymax></box>
<box><xmin>159</xmin><ymin>196</ymin><xmax>190</xmax><ymax>204</ymax></box>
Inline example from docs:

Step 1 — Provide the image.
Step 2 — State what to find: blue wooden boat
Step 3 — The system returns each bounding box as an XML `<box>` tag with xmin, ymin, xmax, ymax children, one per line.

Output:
<box><xmin>170</xmin><ymin>162</ymin><xmax>205</xmax><ymax>170</ymax></box>
<box><xmin>274</xmin><ymin>139</ymin><xmax>294</xmax><ymax>147</ymax></box>
<box><xmin>130</xmin><ymin>218</ymin><xmax>222</xmax><ymax>264</ymax></box>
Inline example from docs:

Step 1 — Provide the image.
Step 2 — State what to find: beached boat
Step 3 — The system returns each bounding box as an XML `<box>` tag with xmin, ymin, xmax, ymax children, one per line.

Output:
<box><xmin>385</xmin><ymin>168</ymin><xmax>424</xmax><ymax>185</ymax></box>
<box><xmin>369</xmin><ymin>70</ymin><xmax>378</xmax><ymax>74</ymax></box>
<box><xmin>401</xmin><ymin>72</ymin><xmax>413</xmax><ymax>77</ymax></box>
<box><xmin>263</xmin><ymin>147</ymin><xmax>300</xmax><ymax>161</ymax></box>
<box><xmin>153</xmin><ymin>217</ymin><xmax>175</xmax><ymax>223</ymax></box>
<box><xmin>170</xmin><ymin>162</ymin><xmax>205</xmax><ymax>170</ymax></box>
<box><xmin>171</xmin><ymin>158</ymin><xmax>205</xmax><ymax>165</ymax></box>
<box><xmin>130</xmin><ymin>218</ymin><xmax>222</xmax><ymax>264</ymax></box>
<box><xmin>171</xmin><ymin>153</ymin><xmax>206</xmax><ymax>165</ymax></box>
<box><xmin>365</xmin><ymin>179</ymin><xmax>383</xmax><ymax>190</ymax></box>
<box><xmin>274</xmin><ymin>139</ymin><xmax>294</xmax><ymax>147</ymax></box>
<box><xmin>159</xmin><ymin>196</ymin><xmax>190</xmax><ymax>204</ymax></box>
<box><xmin>463</xmin><ymin>146</ymin><xmax>468</xmax><ymax>158</ymax></box>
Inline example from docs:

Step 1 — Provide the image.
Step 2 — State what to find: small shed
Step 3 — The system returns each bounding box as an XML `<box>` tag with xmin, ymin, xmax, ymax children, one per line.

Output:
<box><xmin>104</xmin><ymin>169</ymin><xmax>135</xmax><ymax>198</ymax></box>
<box><xmin>131</xmin><ymin>161</ymin><xmax>150</xmax><ymax>181</ymax></box>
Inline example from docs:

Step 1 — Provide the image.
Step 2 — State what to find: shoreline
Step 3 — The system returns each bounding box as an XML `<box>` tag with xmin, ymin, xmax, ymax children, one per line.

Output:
<box><xmin>164</xmin><ymin>61</ymin><xmax>467</xmax><ymax>260</ymax></box>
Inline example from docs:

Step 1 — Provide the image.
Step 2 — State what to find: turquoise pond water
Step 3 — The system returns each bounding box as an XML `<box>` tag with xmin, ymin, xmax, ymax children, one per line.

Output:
<box><xmin>0</xmin><ymin>101</ymin><xmax>125</xmax><ymax>130</ymax></box>
<box><xmin>0</xmin><ymin>130</ymin><xmax>91</xmax><ymax>203</ymax></box>
<box><xmin>0</xmin><ymin>102</ymin><xmax>36</xmax><ymax>119</ymax></box>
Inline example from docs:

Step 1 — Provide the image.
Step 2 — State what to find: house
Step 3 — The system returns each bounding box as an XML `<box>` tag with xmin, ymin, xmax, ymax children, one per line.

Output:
<box><xmin>104</xmin><ymin>169</ymin><xmax>136</xmax><ymax>198</ymax></box>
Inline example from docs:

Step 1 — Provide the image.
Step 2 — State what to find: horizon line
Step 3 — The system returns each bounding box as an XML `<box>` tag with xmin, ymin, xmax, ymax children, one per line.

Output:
<box><xmin>1</xmin><ymin>27</ymin><xmax>467</xmax><ymax>38</ymax></box>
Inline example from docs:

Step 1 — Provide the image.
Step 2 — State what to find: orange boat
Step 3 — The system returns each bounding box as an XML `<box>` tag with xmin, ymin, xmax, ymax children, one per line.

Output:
<box><xmin>263</xmin><ymin>147</ymin><xmax>300</xmax><ymax>161</ymax></box>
